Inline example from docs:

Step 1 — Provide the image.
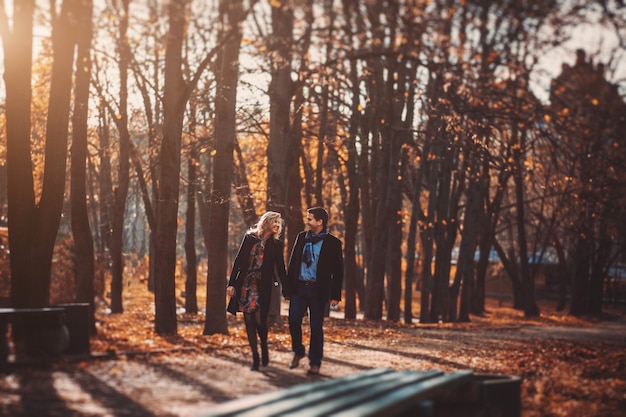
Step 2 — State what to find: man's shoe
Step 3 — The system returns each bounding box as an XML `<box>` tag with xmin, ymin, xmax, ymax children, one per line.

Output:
<box><xmin>307</xmin><ymin>365</ymin><xmax>320</xmax><ymax>375</ymax></box>
<box><xmin>289</xmin><ymin>353</ymin><xmax>305</xmax><ymax>369</ymax></box>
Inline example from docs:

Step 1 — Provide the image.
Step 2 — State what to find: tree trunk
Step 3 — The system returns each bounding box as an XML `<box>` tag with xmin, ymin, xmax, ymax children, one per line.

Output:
<box><xmin>233</xmin><ymin>142</ymin><xmax>257</xmax><ymax>227</ymax></box>
<box><xmin>362</xmin><ymin>0</ymin><xmax>399</xmax><ymax>321</ymax></box>
<box><xmin>386</xmin><ymin>202</ymin><xmax>402</xmax><ymax>322</ymax></box>
<box><xmin>155</xmin><ymin>0</ymin><xmax>190</xmax><ymax>335</ymax></box>
<box><xmin>285</xmin><ymin>0</ymin><xmax>312</xmax><ymax>251</ymax></box>
<box><xmin>429</xmin><ymin>137</ymin><xmax>454</xmax><ymax>323</ymax></box>
<box><xmin>420</xmin><ymin>130</ymin><xmax>439</xmax><ymax>323</ymax></box>
<box><xmin>202</xmin><ymin>0</ymin><xmax>243</xmax><ymax>335</ymax></box>
<box><xmin>340</xmin><ymin>0</ymin><xmax>364</xmax><ymax>320</ymax></box>
<box><xmin>130</xmin><ymin>34</ymin><xmax>160</xmax><ymax>295</ymax></box>
<box><xmin>265</xmin><ymin>0</ymin><xmax>295</xmax><ymax>326</ymax></box>
<box><xmin>97</xmin><ymin>103</ymin><xmax>113</xmax><ymax>254</ymax></box>
<box><xmin>3</xmin><ymin>0</ymin><xmax>36</xmax><ymax>307</ymax></box>
<box><xmin>342</xmin><ymin>62</ymin><xmax>360</xmax><ymax>320</ymax></box>
<box><xmin>110</xmin><ymin>0</ymin><xmax>131</xmax><ymax>314</ymax></box>
<box><xmin>553</xmin><ymin>238</ymin><xmax>569</xmax><ymax>311</ymax></box>
<box><xmin>95</xmin><ymin>104</ymin><xmax>113</xmax><ymax>303</ymax></box>
<box><xmin>364</xmin><ymin>129</ymin><xmax>401</xmax><ymax>320</ymax></box>
<box><xmin>493</xmin><ymin>239</ymin><xmax>524</xmax><ymax>310</ymax></box>
<box><xmin>472</xmin><ymin>165</ymin><xmax>509</xmax><ymax>315</ymax></box>
<box><xmin>184</xmin><ymin>151</ymin><xmax>198</xmax><ymax>314</ymax></box>
<box><xmin>313</xmin><ymin>0</ymin><xmax>335</xmax><ymax>206</ymax></box>
<box><xmin>286</xmin><ymin>141</ymin><xmax>304</xmax><ymax>254</ymax></box>
<box><xmin>588</xmin><ymin>227</ymin><xmax>609</xmax><ymax>314</ymax></box>
<box><xmin>266</xmin><ymin>1</ymin><xmax>294</xmax><ymax>215</ymax></box>
<box><xmin>570</xmin><ymin>222</ymin><xmax>592</xmax><ymax>316</ymax></box>
<box><xmin>70</xmin><ymin>0</ymin><xmax>96</xmax><ymax>334</ymax></box>
<box><xmin>4</xmin><ymin>0</ymin><xmax>78</xmax><ymax>308</ymax></box>
<box><xmin>419</xmin><ymin>222</ymin><xmax>434</xmax><ymax>323</ymax></box>
<box><xmin>386</xmin><ymin>138</ymin><xmax>407</xmax><ymax>323</ymax></box>
<box><xmin>455</xmin><ymin>161</ymin><xmax>482</xmax><ymax>323</ymax></box>
<box><xmin>430</xmin><ymin>177</ymin><xmax>454</xmax><ymax>323</ymax></box>
<box><xmin>417</xmin><ymin>68</ymin><xmax>446</xmax><ymax>324</ymax></box>
<box><xmin>129</xmin><ymin>23</ymin><xmax>159</xmax><ymax>222</ymax></box>
<box><xmin>513</xmin><ymin>148</ymin><xmax>539</xmax><ymax>317</ymax></box>
<box><xmin>404</xmin><ymin>139</ymin><xmax>430</xmax><ymax>324</ymax></box>
<box><xmin>362</xmin><ymin>124</ymin><xmax>389</xmax><ymax>320</ymax></box>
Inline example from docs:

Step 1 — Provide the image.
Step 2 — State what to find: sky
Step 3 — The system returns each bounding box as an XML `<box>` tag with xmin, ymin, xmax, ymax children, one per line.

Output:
<box><xmin>0</xmin><ymin>2</ymin><xmax>624</xmax><ymax>114</ymax></box>
<box><xmin>531</xmin><ymin>15</ymin><xmax>625</xmax><ymax>103</ymax></box>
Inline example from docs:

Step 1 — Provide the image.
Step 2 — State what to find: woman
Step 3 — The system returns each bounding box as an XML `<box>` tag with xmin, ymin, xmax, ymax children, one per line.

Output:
<box><xmin>226</xmin><ymin>211</ymin><xmax>287</xmax><ymax>370</ymax></box>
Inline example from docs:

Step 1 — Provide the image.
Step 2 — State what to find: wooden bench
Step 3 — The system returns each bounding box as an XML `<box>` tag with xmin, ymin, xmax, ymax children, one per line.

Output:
<box><xmin>0</xmin><ymin>304</ymin><xmax>90</xmax><ymax>365</ymax></box>
<box><xmin>0</xmin><ymin>307</ymin><xmax>67</xmax><ymax>365</ymax></box>
<box><xmin>200</xmin><ymin>368</ymin><xmax>521</xmax><ymax>417</ymax></box>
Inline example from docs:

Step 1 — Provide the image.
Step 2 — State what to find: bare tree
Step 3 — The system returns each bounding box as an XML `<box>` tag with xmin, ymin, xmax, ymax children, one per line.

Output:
<box><xmin>184</xmin><ymin>143</ymin><xmax>199</xmax><ymax>314</ymax></box>
<box><xmin>108</xmin><ymin>0</ymin><xmax>132</xmax><ymax>314</ymax></box>
<box><xmin>202</xmin><ymin>0</ymin><xmax>244</xmax><ymax>335</ymax></box>
<box><xmin>0</xmin><ymin>0</ymin><xmax>79</xmax><ymax>307</ymax></box>
<box><xmin>266</xmin><ymin>0</ymin><xmax>294</xmax><ymax>216</ymax></box>
<box><xmin>154</xmin><ymin>0</ymin><xmax>191</xmax><ymax>334</ymax></box>
<box><xmin>71</xmin><ymin>0</ymin><xmax>96</xmax><ymax>333</ymax></box>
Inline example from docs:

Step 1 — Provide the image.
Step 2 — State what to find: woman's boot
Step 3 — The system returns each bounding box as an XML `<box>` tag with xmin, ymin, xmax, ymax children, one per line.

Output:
<box><xmin>259</xmin><ymin>324</ymin><xmax>269</xmax><ymax>366</ymax></box>
<box><xmin>261</xmin><ymin>343</ymin><xmax>269</xmax><ymax>367</ymax></box>
<box><xmin>244</xmin><ymin>313</ymin><xmax>260</xmax><ymax>371</ymax></box>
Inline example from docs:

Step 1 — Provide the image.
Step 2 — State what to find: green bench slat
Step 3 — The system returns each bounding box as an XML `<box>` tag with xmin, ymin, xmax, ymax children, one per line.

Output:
<box><xmin>0</xmin><ymin>307</ymin><xmax>65</xmax><ymax>316</ymax></box>
<box><xmin>247</xmin><ymin>370</ymin><xmax>444</xmax><ymax>417</ymax></box>
<box><xmin>200</xmin><ymin>368</ymin><xmax>521</xmax><ymax>417</ymax></box>
<box><xmin>331</xmin><ymin>370</ymin><xmax>474</xmax><ymax>417</ymax></box>
<box><xmin>279</xmin><ymin>370</ymin><xmax>448</xmax><ymax>417</ymax></box>
<box><xmin>201</xmin><ymin>368</ymin><xmax>395</xmax><ymax>417</ymax></box>
<box><xmin>201</xmin><ymin>369</ymin><xmax>473</xmax><ymax>417</ymax></box>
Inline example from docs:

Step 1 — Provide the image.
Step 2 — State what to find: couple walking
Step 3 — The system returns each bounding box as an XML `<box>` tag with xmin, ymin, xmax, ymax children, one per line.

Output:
<box><xmin>226</xmin><ymin>207</ymin><xmax>344</xmax><ymax>375</ymax></box>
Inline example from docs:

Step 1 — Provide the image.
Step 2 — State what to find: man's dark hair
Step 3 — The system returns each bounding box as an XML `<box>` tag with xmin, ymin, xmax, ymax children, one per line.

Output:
<box><xmin>307</xmin><ymin>207</ymin><xmax>329</xmax><ymax>228</ymax></box>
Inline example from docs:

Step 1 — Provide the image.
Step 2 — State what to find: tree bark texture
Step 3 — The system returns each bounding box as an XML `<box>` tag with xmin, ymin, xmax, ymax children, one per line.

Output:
<box><xmin>202</xmin><ymin>0</ymin><xmax>243</xmax><ymax>335</ymax></box>
<box><xmin>233</xmin><ymin>142</ymin><xmax>257</xmax><ymax>227</ymax></box>
<box><xmin>185</xmin><ymin>151</ymin><xmax>198</xmax><ymax>314</ymax></box>
<box><xmin>3</xmin><ymin>0</ymin><xmax>78</xmax><ymax>307</ymax></box>
<box><xmin>155</xmin><ymin>0</ymin><xmax>190</xmax><ymax>335</ymax></box>
<box><xmin>266</xmin><ymin>1</ymin><xmax>294</xmax><ymax>215</ymax></box>
<box><xmin>70</xmin><ymin>0</ymin><xmax>96</xmax><ymax>334</ymax></box>
<box><xmin>110</xmin><ymin>0</ymin><xmax>131</xmax><ymax>314</ymax></box>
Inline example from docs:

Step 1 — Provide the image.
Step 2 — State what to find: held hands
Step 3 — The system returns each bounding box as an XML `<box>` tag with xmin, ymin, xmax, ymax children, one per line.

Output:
<box><xmin>226</xmin><ymin>286</ymin><xmax>235</xmax><ymax>297</ymax></box>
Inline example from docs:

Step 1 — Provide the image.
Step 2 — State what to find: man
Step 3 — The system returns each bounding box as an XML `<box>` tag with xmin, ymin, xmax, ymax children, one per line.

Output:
<box><xmin>285</xmin><ymin>207</ymin><xmax>344</xmax><ymax>375</ymax></box>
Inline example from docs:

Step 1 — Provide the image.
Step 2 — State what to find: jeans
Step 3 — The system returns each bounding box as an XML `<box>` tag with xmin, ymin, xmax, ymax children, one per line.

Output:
<box><xmin>288</xmin><ymin>282</ymin><xmax>326</xmax><ymax>367</ymax></box>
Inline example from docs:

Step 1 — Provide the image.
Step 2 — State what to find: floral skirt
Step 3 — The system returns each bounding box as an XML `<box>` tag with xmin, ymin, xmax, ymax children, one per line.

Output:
<box><xmin>239</xmin><ymin>271</ymin><xmax>260</xmax><ymax>313</ymax></box>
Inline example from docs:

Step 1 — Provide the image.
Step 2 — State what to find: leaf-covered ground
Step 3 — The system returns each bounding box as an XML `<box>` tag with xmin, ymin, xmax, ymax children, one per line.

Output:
<box><xmin>2</xmin><ymin>278</ymin><xmax>625</xmax><ymax>417</ymax></box>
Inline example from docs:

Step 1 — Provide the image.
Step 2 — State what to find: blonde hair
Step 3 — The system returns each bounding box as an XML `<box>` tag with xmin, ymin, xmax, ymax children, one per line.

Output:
<box><xmin>248</xmin><ymin>211</ymin><xmax>283</xmax><ymax>240</ymax></box>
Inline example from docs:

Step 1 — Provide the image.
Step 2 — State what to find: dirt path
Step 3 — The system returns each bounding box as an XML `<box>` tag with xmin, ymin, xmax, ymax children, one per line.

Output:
<box><xmin>2</xmin><ymin>312</ymin><xmax>625</xmax><ymax>417</ymax></box>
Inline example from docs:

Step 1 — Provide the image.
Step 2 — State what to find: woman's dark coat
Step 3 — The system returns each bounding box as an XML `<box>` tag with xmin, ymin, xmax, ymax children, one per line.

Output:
<box><xmin>226</xmin><ymin>233</ymin><xmax>287</xmax><ymax>321</ymax></box>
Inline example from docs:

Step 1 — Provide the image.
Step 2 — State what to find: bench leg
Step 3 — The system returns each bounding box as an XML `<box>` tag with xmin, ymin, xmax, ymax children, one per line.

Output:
<box><xmin>11</xmin><ymin>315</ymin><xmax>69</xmax><ymax>364</ymax></box>
<box><xmin>0</xmin><ymin>319</ymin><xmax>9</xmax><ymax>366</ymax></box>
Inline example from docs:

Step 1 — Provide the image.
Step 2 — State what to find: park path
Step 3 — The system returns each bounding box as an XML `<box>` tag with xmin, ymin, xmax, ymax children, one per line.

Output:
<box><xmin>1</xmin><ymin>316</ymin><xmax>625</xmax><ymax>417</ymax></box>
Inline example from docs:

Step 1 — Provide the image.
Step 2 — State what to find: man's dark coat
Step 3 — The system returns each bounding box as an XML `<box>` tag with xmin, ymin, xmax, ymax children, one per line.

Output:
<box><xmin>284</xmin><ymin>231</ymin><xmax>344</xmax><ymax>302</ymax></box>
